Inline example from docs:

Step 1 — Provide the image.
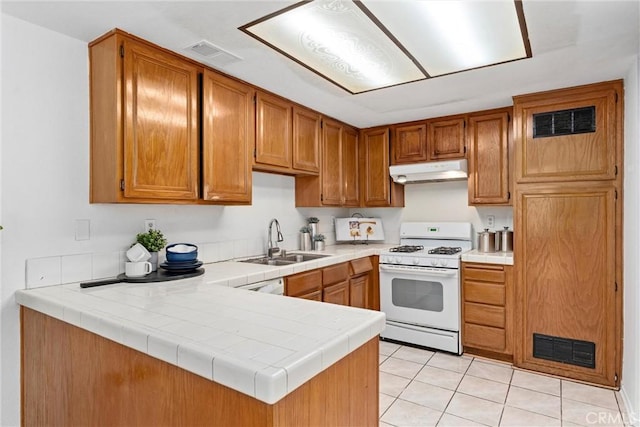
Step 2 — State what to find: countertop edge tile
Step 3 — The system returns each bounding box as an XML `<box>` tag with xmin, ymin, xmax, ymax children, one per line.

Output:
<box><xmin>461</xmin><ymin>250</ymin><xmax>514</xmax><ymax>265</ymax></box>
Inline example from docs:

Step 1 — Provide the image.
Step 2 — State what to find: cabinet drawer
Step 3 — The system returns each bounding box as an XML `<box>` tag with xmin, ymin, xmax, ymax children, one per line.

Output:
<box><xmin>463</xmin><ymin>265</ymin><xmax>505</xmax><ymax>283</ymax></box>
<box><xmin>464</xmin><ymin>323</ymin><xmax>506</xmax><ymax>351</ymax></box>
<box><xmin>323</xmin><ymin>262</ymin><xmax>349</xmax><ymax>286</ymax></box>
<box><xmin>286</xmin><ymin>270</ymin><xmax>321</xmax><ymax>297</ymax></box>
<box><xmin>349</xmin><ymin>257</ymin><xmax>373</xmax><ymax>276</ymax></box>
<box><xmin>464</xmin><ymin>282</ymin><xmax>505</xmax><ymax>306</ymax></box>
<box><xmin>464</xmin><ymin>302</ymin><xmax>505</xmax><ymax>328</ymax></box>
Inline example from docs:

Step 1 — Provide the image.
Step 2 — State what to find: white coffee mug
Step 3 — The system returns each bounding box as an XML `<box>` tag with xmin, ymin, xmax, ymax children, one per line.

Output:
<box><xmin>125</xmin><ymin>261</ymin><xmax>152</xmax><ymax>277</ymax></box>
<box><xmin>126</xmin><ymin>243</ymin><xmax>151</xmax><ymax>262</ymax></box>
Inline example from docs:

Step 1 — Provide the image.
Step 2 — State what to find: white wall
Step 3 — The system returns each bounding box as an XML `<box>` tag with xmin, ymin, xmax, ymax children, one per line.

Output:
<box><xmin>0</xmin><ymin>15</ymin><xmax>345</xmax><ymax>426</ymax></box>
<box><xmin>621</xmin><ymin>55</ymin><xmax>640</xmax><ymax>426</ymax></box>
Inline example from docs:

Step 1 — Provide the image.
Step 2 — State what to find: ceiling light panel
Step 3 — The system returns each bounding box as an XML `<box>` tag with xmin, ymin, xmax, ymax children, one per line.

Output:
<box><xmin>361</xmin><ymin>0</ymin><xmax>531</xmax><ymax>77</ymax></box>
<box><xmin>241</xmin><ymin>1</ymin><xmax>426</xmax><ymax>93</ymax></box>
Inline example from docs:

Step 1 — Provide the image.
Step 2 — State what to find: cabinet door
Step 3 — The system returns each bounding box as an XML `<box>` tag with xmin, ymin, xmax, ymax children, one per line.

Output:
<box><xmin>514</xmin><ymin>82</ymin><xmax>620</xmax><ymax>183</ymax></box>
<box><xmin>515</xmin><ymin>183</ymin><xmax>618</xmax><ymax>386</ymax></box>
<box><xmin>391</xmin><ymin>123</ymin><xmax>427</xmax><ymax>164</ymax></box>
<box><xmin>122</xmin><ymin>38</ymin><xmax>200</xmax><ymax>200</ymax></box>
<box><xmin>428</xmin><ymin>117</ymin><xmax>466</xmax><ymax>160</ymax></box>
<box><xmin>321</xmin><ymin>119</ymin><xmax>343</xmax><ymax>206</ymax></box>
<box><xmin>360</xmin><ymin>127</ymin><xmax>404</xmax><ymax>207</ymax></box>
<box><xmin>292</xmin><ymin>106</ymin><xmax>321</xmax><ymax>173</ymax></box>
<box><xmin>255</xmin><ymin>91</ymin><xmax>292</xmax><ymax>170</ymax></box>
<box><xmin>323</xmin><ymin>281</ymin><xmax>350</xmax><ymax>306</ymax></box>
<box><xmin>468</xmin><ymin>110</ymin><xmax>511</xmax><ymax>205</ymax></box>
<box><xmin>342</xmin><ymin>126</ymin><xmax>360</xmax><ymax>207</ymax></box>
<box><xmin>202</xmin><ymin>70</ymin><xmax>253</xmax><ymax>203</ymax></box>
<box><xmin>349</xmin><ymin>274</ymin><xmax>369</xmax><ymax>309</ymax></box>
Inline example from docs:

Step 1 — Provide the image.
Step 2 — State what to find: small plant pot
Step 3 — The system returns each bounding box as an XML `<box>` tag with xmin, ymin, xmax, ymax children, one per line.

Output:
<box><xmin>300</xmin><ymin>232</ymin><xmax>312</xmax><ymax>251</ymax></box>
<box><xmin>315</xmin><ymin>241</ymin><xmax>325</xmax><ymax>251</ymax></box>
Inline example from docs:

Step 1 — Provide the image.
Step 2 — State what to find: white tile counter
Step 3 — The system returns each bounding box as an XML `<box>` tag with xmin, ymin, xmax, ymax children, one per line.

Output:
<box><xmin>461</xmin><ymin>249</ymin><xmax>514</xmax><ymax>265</ymax></box>
<box><xmin>15</xmin><ymin>244</ymin><xmax>390</xmax><ymax>405</ymax></box>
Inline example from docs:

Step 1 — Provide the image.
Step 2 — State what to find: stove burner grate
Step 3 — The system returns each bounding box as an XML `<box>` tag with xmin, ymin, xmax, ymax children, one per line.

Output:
<box><xmin>389</xmin><ymin>245</ymin><xmax>424</xmax><ymax>253</ymax></box>
<box><xmin>427</xmin><ymin>246</ymin><xmax>462</xmax><ymax>255</ymax></box>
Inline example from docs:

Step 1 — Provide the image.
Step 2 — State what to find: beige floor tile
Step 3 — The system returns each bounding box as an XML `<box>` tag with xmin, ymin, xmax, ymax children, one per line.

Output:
<box><xmin>381</xmin><ymin>398</ymin><xmax>443</xmax><ymax>427</ymax></box>
<box><xmin>437</xmin><ymin>413</ymin><xmax>486</xmax><ymax>426</ymax></box>
<box><xmin>427</xmin><ymin>352</ymin><xmax>473</xmax><ymax>374</ymax></box>
<box><xmin>380</xmin><ymin>393</ymin><xmax>396</xmax><ymax>417</ymax></box>
<box><xmin>466</xmin><ymin>359</ymin><xmax>513</xmax><ymax>384</ymax></box>
<box><xmin>446</xmin><ymin>393</ymin><xmax>504</xmax><ymax>426</ymax></box>
<box><xmin>562</xmin><ymin>398</ymin><xmax>624</xmax><ymax>426</ymax></box>
<box><xmin>380</xmin><ymin>354</ymin><xmax>389</xmax><ymax>365</ymax></box>
<box><xmin>379</xmin><ymin>422</ymin><xmax>394</xmax><ymax>427</ymax></box>
<box><xmin>457</xmin><ymin>375</ymin><xmax>509</xmax><ymax>404</ymax></box>
<box><xmin>380</xmin><ymin>371</ymin><xmax>411</xmax><ymax>397</ymax></box>
<box><xmin>562</xmin><ymin>380</ymin><xmax>619</xmax><ymax>411</ymax></box>
<box><xmin>380</xmin><ymin>340</ymin><xmax>401</xmax><ymax>356</ymax></box>
<box><xmin>506</xmin><ymin>386</ymin><xmax>561</xmax><ymax>419</ymax></box>
<box><xmin>511</xmin><ymin>370</ymin><xmax>560</xmax><ymax>396</ymax></box>
<box><xmin>499</xmin><ymin>406</ymin><xmax>561</xmax><ymax>426</ymax></box>
<box><xmin>415</xmin><ymin>365</ymin><xmax>465</xmax><ymax>391</ymax></box>
<box><xmin>393</xmin><ymin>345</ymin><xmax>436</xmax><ymax>364</ymax></box>
<box><xmin>399</xmin><ymin>380</ymin><xmax>455</xmax><ymax>411</ymax></box>
<box><xmin>380</xmin><ymin>356</ymin><xmax>425</xmax><ymax>379</ymax></box>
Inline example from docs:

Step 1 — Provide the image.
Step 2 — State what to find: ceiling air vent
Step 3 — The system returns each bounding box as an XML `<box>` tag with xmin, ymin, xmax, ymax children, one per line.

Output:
<box><xmin>533</xmin><ymin>106</ymin><xmax>596</xmax><ymax>138</ymax></box>
<box><xmin>185</xmin><ymin>40</ymin><xmax>242</xmax><ymax>67</ymax></box>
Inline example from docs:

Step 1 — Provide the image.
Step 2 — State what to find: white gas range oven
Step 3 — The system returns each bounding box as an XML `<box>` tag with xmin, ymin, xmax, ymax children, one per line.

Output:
<box><xmin>379</xmin><ymin>222</ymin><xmax>473</xmax><ymax>355</ymax></box>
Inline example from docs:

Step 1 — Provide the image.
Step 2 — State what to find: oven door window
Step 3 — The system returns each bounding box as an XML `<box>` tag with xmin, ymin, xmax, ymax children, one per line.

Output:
<box><xmin>391</xmin><ymin>278</ymin><xmax>444</xmax><ymax>312</ymax></box>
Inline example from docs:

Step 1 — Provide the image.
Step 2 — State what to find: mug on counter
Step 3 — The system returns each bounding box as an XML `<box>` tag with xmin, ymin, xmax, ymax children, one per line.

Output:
<box><xmin>125</xmin><ymin>261</ymin><xmax>152</xmax><ymax>277</ymax></box>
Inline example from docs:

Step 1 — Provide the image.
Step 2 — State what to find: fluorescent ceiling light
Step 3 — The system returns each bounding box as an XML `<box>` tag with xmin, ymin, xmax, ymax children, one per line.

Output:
<box><xmin>240</xmin><ymin>1</ymin><xmax>531</xmax><ymax>94</ymax></box>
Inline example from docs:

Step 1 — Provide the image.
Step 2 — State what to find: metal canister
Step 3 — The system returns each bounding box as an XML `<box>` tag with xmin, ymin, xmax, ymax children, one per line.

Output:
<box><xmin>497</xmin><ymin>226</ymin><xmax>514</xmax><ymax>252</ymax></box>
<box><xmin>478</xmin><ymin>228</ymin><xmax>497</xmax><ymax>253</ymax></box>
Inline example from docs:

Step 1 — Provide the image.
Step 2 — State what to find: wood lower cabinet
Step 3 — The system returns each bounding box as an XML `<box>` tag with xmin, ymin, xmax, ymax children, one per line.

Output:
<box><xmin>428</xmin><ymin>116</ymin><xmax>466</xmax><ymax>160</ymax></box>
<box><xmin>22</xmin><ymin>308</ymin><xmax>379</xmax><ymax>427</ymax></box>
<box><xmin>467</xmin><ymin>108</ymin><xmax>512</xmax><ymax>205</ymax></box>
<box><xmin>285</xmin><ymin>257</ymin><xmax>377</xmax><ymax>310</ymax></box>
<box><xmin>462</xmin><ymin>263</ymin><xmax>513</xmax><ymax>361</ymax></box>
<box><xmin>201</xmin><ymin>70</ymin><xmax>254</xmax><ymax>204</ymax></box>
<box><xmin>90</xmin><ymin>30</ymin><xmax>201</xmax><ymax>203</ymax></box>
<box><xmin>360</xmin><ymin>127</ymin><xmax>404</xmax><ymax>207</ymax></box>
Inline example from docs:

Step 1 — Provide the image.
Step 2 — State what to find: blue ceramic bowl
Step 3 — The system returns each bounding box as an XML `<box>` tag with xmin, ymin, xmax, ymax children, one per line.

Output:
<box><xmin>165</xmin><ymin>243</ymin><xmax>198</xmax><ymax>263</ymax></box>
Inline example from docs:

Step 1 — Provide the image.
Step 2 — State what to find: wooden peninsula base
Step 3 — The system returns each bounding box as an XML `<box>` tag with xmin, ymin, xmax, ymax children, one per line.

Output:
<box><xmin>21</xmin><ymin>308</ymin><xmax>379</xmax><ymax>426</ymax></box>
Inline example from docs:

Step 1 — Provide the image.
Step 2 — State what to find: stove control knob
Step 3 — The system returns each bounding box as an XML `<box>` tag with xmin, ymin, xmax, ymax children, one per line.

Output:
<box><xmin>412</xmin><ymin>258</ymin><xmax>420</xmax><ymax>265</ymax></box>
<box><xmin>430</xmin><ymin>259</ymin><xmax>438</xmax><ymax>266</ymax></box>
<box><xmin>439</xmin><ymin>259</ymin><xmax>448</xmax><ymax>267</ymax></box>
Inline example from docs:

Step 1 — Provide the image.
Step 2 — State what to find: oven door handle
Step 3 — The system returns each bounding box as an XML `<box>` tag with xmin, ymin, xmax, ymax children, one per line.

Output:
<box><xmin>379</xmin><ymin>265</ymin><xmax>458</xmax><ymax>276</ymax></box>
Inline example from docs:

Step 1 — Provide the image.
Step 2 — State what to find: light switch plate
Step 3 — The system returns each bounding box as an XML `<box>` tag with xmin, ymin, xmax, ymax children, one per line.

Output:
<box><xmin>75</xmin><ymin>219</ymin><xmax>90</xmax><ymax>241</ymax></box>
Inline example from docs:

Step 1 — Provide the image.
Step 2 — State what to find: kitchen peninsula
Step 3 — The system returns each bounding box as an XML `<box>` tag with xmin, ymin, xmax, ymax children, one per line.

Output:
<box><xmin>17</xmin><ymin>247</ymin><xmax>387</xmax><ymax>426</ymax></box>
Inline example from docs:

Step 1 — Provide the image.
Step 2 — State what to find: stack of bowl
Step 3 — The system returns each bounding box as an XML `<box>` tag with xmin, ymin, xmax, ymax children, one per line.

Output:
<box><xmin>160</xmin><ymin>243</ymin><xmax>202</xmax><ymax>273</ymax></box>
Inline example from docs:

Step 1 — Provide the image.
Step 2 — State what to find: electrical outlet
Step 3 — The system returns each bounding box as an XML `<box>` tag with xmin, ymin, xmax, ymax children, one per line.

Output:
<box><xmin>486</xmin><ymin>215</ymin><xmax>495</xmax><ymax>229</ymax></box>
<box><xmin>144</xmin><ymin>219</ymin><xmax>156</xmax><ymax>231</ymax></box>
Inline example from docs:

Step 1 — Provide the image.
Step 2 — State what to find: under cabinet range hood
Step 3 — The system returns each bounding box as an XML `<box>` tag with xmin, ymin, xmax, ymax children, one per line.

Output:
<box><xmin>389</xmin><ymin>159</ymin><xmax>468</xmax><ymax>184</ymax></box>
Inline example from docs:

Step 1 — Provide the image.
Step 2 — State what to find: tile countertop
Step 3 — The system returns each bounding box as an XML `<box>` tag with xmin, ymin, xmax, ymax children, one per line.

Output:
<box><xmin>461</xmin><ymin>249</ymin><xmax>514</xmax><ymax>265</ymax></box>
<box><xmin>15</xmin><ymin>243</ymin><xmax>392</xmax><ymax>405</ymax></box>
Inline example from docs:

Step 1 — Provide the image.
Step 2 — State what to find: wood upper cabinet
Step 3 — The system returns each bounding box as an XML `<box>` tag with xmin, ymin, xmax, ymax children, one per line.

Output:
<box><xmin>255</xmin><ymin>91</ymin><xmax>292</xmax><ymax>170</ymax></box>
<box><xmin>391</xmin><ymin>123</ymin><xmax>427</xmax><ymax>164</ymax></box>
<box><xmin>292</xmin><ymin>106</ymin><xmax>321</xmax><ymax>173</ymax></box>
<box><xmin>514</xmin><ymin>183</ymin><xmax>619</xmax><ymax>387</ymax></box>
<box><xmin>467</xmin><ymin>108</ymin><xmax>512</xmax><ymax>205</ymax></box>
<box><xmin>360</xmin><ymin>127</ymin><xmax>404</xmax><ymax>207</ymax></box>
<box><xmin>427</xmin><ymin>116</ymin><xmax>466</xmax><ymax>160</ymax></box>
<box><xmin>201</xmin><ymin>70</ymin><xmax>253</xmax><ymax>204</ymax></box>
<box><xmin>90</xmin><ymin>30</ymin><xmax>201</xmax><ymax>203</ymax></box>
<box><xmin>513</xmin><ymin>81</ymin><xmax>621</xmax><ymax>183</ymax></box>
<box><xmin>295</xmin><ymin>118</ymin><xmax>359</xmax><ymax>207</ymax></box>
<box><xmin>254</xmin><ymin>94</ymin><xmax>320</xmax><ymax>175</ymax></box>
<box><xmin>462</xmin><ymin>262</ymin><xmax>513</xmax><ymax>361</ymax></box>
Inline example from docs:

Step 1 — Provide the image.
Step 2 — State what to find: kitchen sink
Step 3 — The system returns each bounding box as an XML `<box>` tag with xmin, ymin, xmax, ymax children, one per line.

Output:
<box><xmin>239</xmin><ymin>252</ymin><xmax>330</xmax><ymax>266</ymax></box>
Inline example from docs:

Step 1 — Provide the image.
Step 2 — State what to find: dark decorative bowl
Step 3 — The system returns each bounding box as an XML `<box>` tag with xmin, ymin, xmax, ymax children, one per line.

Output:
<box><xmin>165</xmin><ymin>243</ymin><xmax>198</xmax><ymax>263</ymax></box>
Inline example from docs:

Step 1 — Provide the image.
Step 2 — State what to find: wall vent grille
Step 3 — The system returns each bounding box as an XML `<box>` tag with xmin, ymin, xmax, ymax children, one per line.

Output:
<box><xmin>533</xmin><ymin>333</ymin><xmax>595</xmax><ymax>369</ymax></box>
<box><xmin>533</xmin><ymin>106</ymin><xmax>596</xmax><ymax>138</ymax></box>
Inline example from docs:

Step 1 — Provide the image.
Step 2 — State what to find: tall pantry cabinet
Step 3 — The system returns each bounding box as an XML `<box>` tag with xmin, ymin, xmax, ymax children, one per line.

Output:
<box><xmin>513</xmin><ymin>80</ymin><xmax>623</xmax><ymax>387</ymax></box>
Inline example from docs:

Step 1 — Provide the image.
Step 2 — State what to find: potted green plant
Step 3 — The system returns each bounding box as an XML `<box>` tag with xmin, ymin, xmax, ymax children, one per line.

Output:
<box><xmin>133</xmin><ymin>228</ymin><xmax>167</xmax><ymax>271</ymax></box>
<box><xmin>299</xmin><ymin>225</ymin><xmax>312</xmax><ymax>251</ymax></box>
<box><xmin>313</xmin><ymin>234</ymin><xmax>326</xmax><ymax>251</ymax></box>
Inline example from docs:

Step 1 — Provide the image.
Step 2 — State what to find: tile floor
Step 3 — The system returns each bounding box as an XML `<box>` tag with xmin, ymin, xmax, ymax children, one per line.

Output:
<box><xmin>378</xmin><ymin>340</ymin><xmax>630</xmax><ymax>427</ymax></box>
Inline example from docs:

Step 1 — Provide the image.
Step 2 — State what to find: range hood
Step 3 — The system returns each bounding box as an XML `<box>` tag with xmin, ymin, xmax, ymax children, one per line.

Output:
<box><xmin>389</xmin><ymin>159</ymin><xmax>468</xmax><ymax>184</ymax></box>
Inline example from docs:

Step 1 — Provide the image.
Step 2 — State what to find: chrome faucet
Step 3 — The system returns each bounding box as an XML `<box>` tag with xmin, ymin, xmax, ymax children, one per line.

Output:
<box><xmin>267</xmin><ymin>218</ymin><xmax>284</xmax><ymax>258</ymax></box>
